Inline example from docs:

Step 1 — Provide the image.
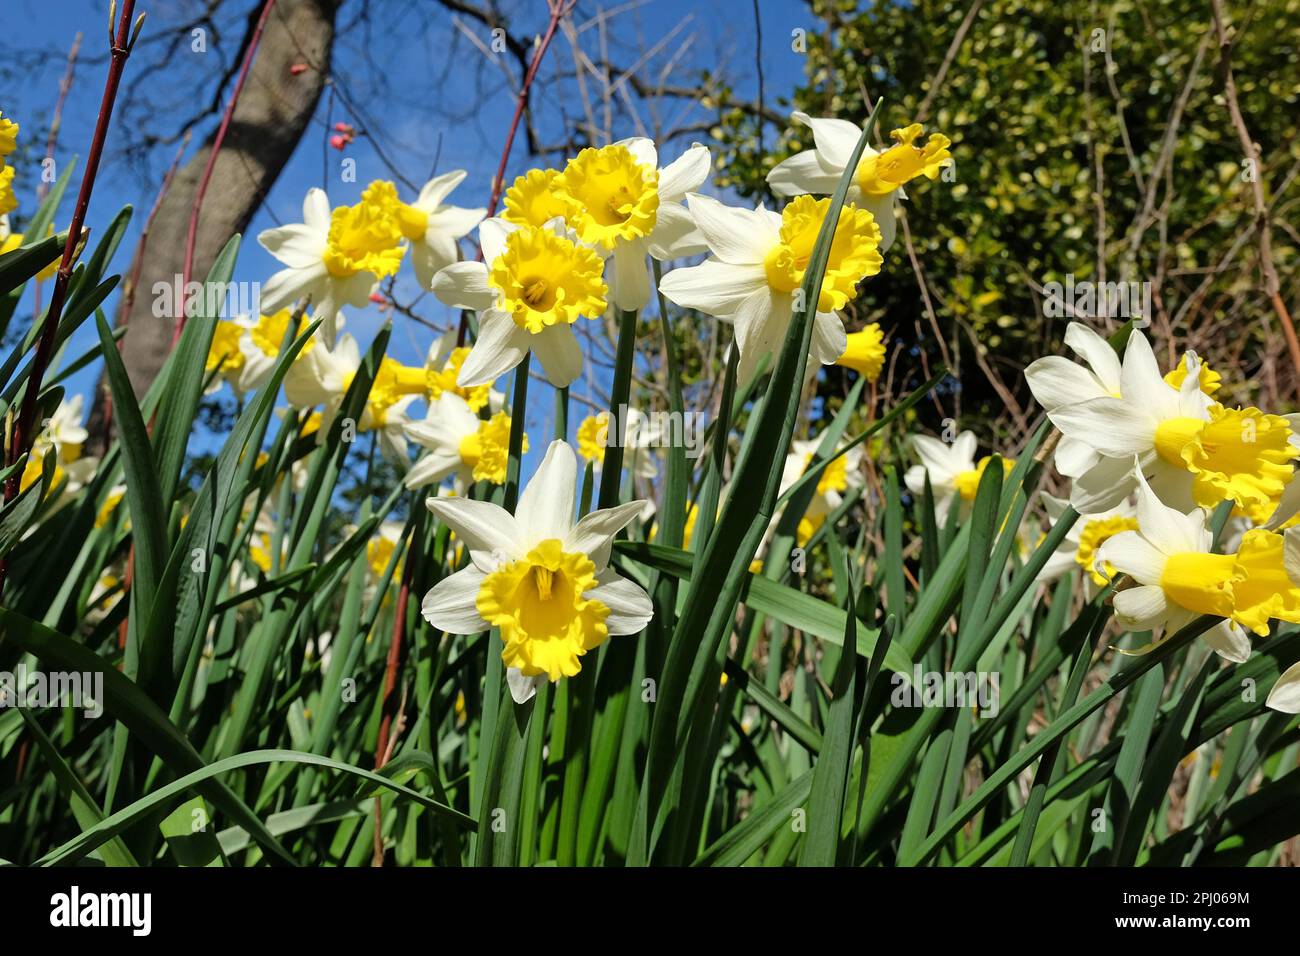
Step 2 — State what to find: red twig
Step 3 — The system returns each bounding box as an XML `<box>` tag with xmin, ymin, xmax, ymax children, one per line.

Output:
<box><xmin>170</xmin><ymin>0</ymin><xmax>277</xmax><ymax>349</ymax></box>
<box><xmin>33</xmin><ymin>33</ymin><xmax>84</xmax><ymax>319</ymax></box>
<box><xmin>371</xmin><ymin>557</ymin><xmax>413</xmax><ymax>866</ymax></box>
<box><xmin>1</xmin><ymin>1</ymin><xmax>142</xmax><ymax>598</ymax></box>
<box><xmin>459</xmin><ymin>0</ymin><xmax>575</xmax><ymax>345</ymax></box>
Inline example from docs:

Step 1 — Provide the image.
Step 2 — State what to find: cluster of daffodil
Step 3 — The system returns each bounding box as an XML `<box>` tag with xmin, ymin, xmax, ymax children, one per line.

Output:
<box><xmin>904</xmin><ymin>321</ymin><xmax>1300</xmax><ymax>713</ymax></box>
<box><xmin>200</xmin><ymin>112</ymin><xmax>949</xmax><ymax>702</ymax></box>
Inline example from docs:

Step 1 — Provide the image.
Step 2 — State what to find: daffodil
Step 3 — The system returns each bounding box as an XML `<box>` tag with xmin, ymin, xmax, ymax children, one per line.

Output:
<box><xmin>1097</xmin><ymin>471</ymin><xmax>1300</xmax><ymax>661</ymax></box>
<box><xmin>767</xmin><ymin>113</ymin><xmax>952</xmax><ymax>251</ymax></box>
<box><xmin>1035</xmin><ymin>328</ymin><xmax>1296</xmax><ymax>517</ymax></box>
<box><xmin>430</xmin><ymin>218</ymin><xmax>607</xmax><ymax>387</ymax></box>
<box><xmin>0</xmin><ymin>215</ymin><xmax>59</xmax><ymax>279</ymax></box>
<box><xmin>403</xmin><ymin>392</ymin><xmax>520</xmax><ymax>490</ymax></box>
<box><xmin>658</xmin><ymin>193</ymin><xmax>882</xmax><ymax>383</ymax></box>
<box><xmin>835</xmin><ymin>323</ymin><xmax>886</xmax><ymax>381</ymax></box>
<box><xmin>422</xmin><ymin>329</ymin><xmax>495</xmax><ymax>411</ymax></box>
<box><xmin>554</xmin><ymin>140</ymin><xmax>711</xmax><ymax>310</ymax></box>
<box><xmin>421</xmin><ymin>440</ymin><xmax>653</xmax><ymax>703</ymax></box>
<box><xmin>385</xmin><ymin>171</ymin><xmax>485</xmax><ymax>290</ymax></box>
<box><xmin>502</xmin><ymin>168</ymin><xmax>571</xmax><ymax>228</ymax></box>
<box><xmin>779</xmin><ymin>439</ymin><xmax>864</xmax><ymax>546</ymax></box>
<box><xmin>903</xmin><ymin>430</ymin><xmax>1012</xmax><ymax>522</ymax></box>
<box><xmin>1037</xmin><ymin>492</ymin><xmax>1137</xmax><ymax>589</ymax></box>
<box><xmin>575</xmin><ymin>408</ymin><xmax>659</xmax><ymax>480</ymax></box>
<box><xmin>0</xmin><ymin>112</ymin><xmax>18</xmax><ymax>217</ymax></box>
<box><xmin>283</xmin><ymin>330</ymin><xmax>359</xmax><ymax>439</ymax></box>
<box><xmin>259</xmin><ymin>184</ymin><xmax>405</xmax><ymax>345</ymax></box>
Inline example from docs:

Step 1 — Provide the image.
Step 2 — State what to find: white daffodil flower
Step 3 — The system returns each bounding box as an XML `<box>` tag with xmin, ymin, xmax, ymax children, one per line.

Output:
<box><xmin>430</xmin><ymin>217</ymin><xmax>607</xmax><ymax>388</ymax></box>
<box><xmin>1025</xmin><ymin>321</ymin><xmax>1123</xmax><ymax>479</ymax></box>
<box><xmin>1036</xmin><ymin>492</ymin><xmax>1138</xmax><ymax>590</ymax></box>
<box><xmin>657</xmin><ymin>193</ymin><xmax>882</xmax><ymax>384</ymax></box>
<box><xmin>259</xmin><ymin>184</ymin><xmax>405</xmax><ymax>346</ymax></box>
<box><xmin>35</xmin><ymin>394</ymin><xmax>90</xmax><ymax>458</ymax></box>
<box><xmin>766</xmin><ymin>112</ymin><xmax>952</xmax><ymax>252</ymax></box>
<box><xmin>778</xmin><ymin>438</ymin><xmax>864</xmax><ymax>546</ymax></box>
<box><xmin>576</xmin><ymin>407</ymin><xmax>660</xmax><ymax>481</ymax></box>
<box><xmin>1034</xmin><ymin>329</ymin><xmax>1212</xmax><ymax>513</ymax></box>
<box><xmin>902</xmin><ymin>430</ymin><xmax>1012</xmax><ymax>523</ymax></box>
<box><xmin>283</xmin><ymin>330</ymin><xmax>360</xmax><ymax>440</ymax></box>
<box><xmin>421</xmin><ymin>440</ymin><xmax>653</xmax><ymax>703</ymax></box>
<box><xmin>205</xmin><ymin>308</ymin><xmax>303</xmax><ymax>398</ymax></box>
<box><xmin>403</xmin><ymin>392</ymin><xmax>518</xmax><ymax>491</ymax></box>
<box><xmin>390</xmin><ymin>170</ymin><xmax>485</xmax><ymax>290</ymax></box>
<box><xmin>1094</xmin><ymin>469</ymin><xmax>1297</xmax><ymax>663</ymax></box>
<box><xmin>555</xmin><ymin>140</ymin><xmax>711</xmax><ymax>311</ymax></box>
<box><xmin>1036</xmin><ymin>328</ymin><xmax>1296</xmax><ymax>519</ymax></box>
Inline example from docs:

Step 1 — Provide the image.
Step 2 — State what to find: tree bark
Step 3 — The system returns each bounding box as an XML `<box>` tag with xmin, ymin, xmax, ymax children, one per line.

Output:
<box><xmin>88</xmin><ymin>0</ymin><xmax>339</xmax><ymax>445</ymax></box>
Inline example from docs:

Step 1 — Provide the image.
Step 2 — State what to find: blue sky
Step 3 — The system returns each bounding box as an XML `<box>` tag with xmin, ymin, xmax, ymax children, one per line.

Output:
<box><xmin>6</xmin><ymin>0</ymin><xmax>811</xmax><ymax>480</ymax></box>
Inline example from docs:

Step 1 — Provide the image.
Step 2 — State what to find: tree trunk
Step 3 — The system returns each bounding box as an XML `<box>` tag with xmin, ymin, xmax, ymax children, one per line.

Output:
<box><xmin>88</xmin><ymin>0</ymin><xmax>339</xmax><ymax>446</ymax></box>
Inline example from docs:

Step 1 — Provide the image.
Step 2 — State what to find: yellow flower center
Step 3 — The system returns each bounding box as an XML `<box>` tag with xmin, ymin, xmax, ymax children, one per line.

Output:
<box><xmin>503</xmin><ymin>168</ymin><xmax>571</xmax><ymax>228</ymax></box>
<box><xmin>250</xmin><ymin>308</ymin><xmax>300</xmax><ymax>358</ymax></box>
<box><xmin>762</xmin><ymin>195</ymin><xmax>882</xmax><ymax>312</ymax></box>
<box><xmin>804</xmin><ymin>452</ymin><xmax>848</xmax><ymax>496</ymax></box>
<box><xmin>556</xmin><ymin>145</ymin><xmax>659</xmax><ymax>248</ymax></box>
<box><xmin>577</xmin><ymin>412</ymin><xmax>609</xmax><ymax>462</ymax></box>
<box><xmin>322</xmin><ymin>181</ymin><xmax>406</xmax><ymax>279</ymax></box>
<box><xmin>855</xmin><ymin>124</ymin><xmax>952</xmax><ymax>197</ymax></box>
<box><xmin>206</xmin><ymin>321</ymin><xmax>246</xmax><ymax>376</ymax></box>
<box><xmin>1159</xmin><ymin>551</ymin><xmax>1238</xmax><ymax>619</ymax></box>
<box><xmin>1164</xmin><ymin>354</ymin><xmax>1222</xmax><ymax>396</ymax></box>
<box><xmin>367</xmin><ymin>534</ymin><xmax>401</xmax><ymax>580</ymax></box>
<box><xmin>395</xmin><ymin>201</ymin><xmax>430</xmax><ymax>241</ymax></box>
<box><xmin>456</xmin><ymin>411</ymin><xmax>519</xmax><ymax>484</ymax></box>
<box><xmin>836</xmin><ymin>324</ymin><xmax>887</xmax><ymax>380</ymax></box>
<box><xmin>488</xmin><ymin>225</ymin><xmax>607</xmax><ymax>333</ymax></box>
<box><xmin>368</xmin><ymin>357</ymin><xmax>430</xmax><ymax>414</ymax></box>
<box><xmin>953</xmin><ymin>456</ymin><xmax>1015</xmax><ymax>501</ymax></box>
<box><xmin>1075</xmin><ymin>515</ymin><xmax>1140</xmax><ymax>586</ymax></box>
<box><xmin>1231</xmin><ymin>528</ymin><xmax>1300</xmax><ymax>636</ymax></box>
<box><xmin>249</xmin><ymin>535</ymin><xmax>276</xmax><ymax>574</ymax></box>
<box><xmin>1156</xmin><ymin>406</ymin><xmax>1297</xmax><ymax>521</ymax></box>
<box><xmin>95</xmin><ymin>488</ymin><xmax>126</xmax><ymax>529</ymax></box>
<box><xmin>476</xmin><ymin>539</ymin><xmax>611</xmax><ymax>680</ymax></box>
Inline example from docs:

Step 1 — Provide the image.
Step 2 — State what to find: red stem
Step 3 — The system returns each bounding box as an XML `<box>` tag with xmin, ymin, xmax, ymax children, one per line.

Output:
<box><xmin>1</xmin><ymin>1</ymin><xmax>139</xmax><ymax>598</ymax></box>
<box><xmin>170</xmin><ymin>0</ymin><xmax>277</xmax><ymax>349</ymax></box>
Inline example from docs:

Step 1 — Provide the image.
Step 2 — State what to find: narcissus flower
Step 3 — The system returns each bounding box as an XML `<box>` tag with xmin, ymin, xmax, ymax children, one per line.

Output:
<box><xmin>1037</xmin><ymin>493</ymin><xmax>1137</xmax><ymax>589</ymax></box>
<box><xmin>205</xmin><ymin>308</ymin><xmax>302</xmax><ymax>397</ymax></box>
<box><xmin>835</xmin><ymin>323</ymin><xmax>886</xmax><ymax>381</ymax></box>
<box><xmin>421</xmin><ymin>440</ymin><xmax>653</xmax><ymax>702</ymax></box>
<box><xmin>779</xmin><ymin>439</ymin><xmax>864</xmax><ymax>546</ymax></box>
<box><xmin>259</xmin><ymin>184</ymin><xmax>406</xmax><ymax>345</ymax></box>
<box><xmin>0</xmin><ymin>215</ymin><xmax>59</xmax><ymax>279</ymax></box>
<box><xmin>404</xmin><ymin>392</ymin><xmax>521</xmax><ymax>490</ymax></box>
<box><xmin>767</xmin><ymin>113</ymin><xmax>951</xmax><ymax>251</ymax></box>
<box><xmin>1098</xmin><ymin>472</ymin><xmax>1300</xmax><ymax>661</ymax></box>
<box><xmin>284</xmin><ymin>329</ymin><xmax>359</xmax><ymax>438</ymax></box>
<box><xmin>0</xmin><ymin>112</ymin><xmax>18</xmax><ymax>217</ymax></box>
<box><xmin>430</xmin><ymin>218</ymin><xmax>607</xmax><ymax>387</ymax></box>
<box><xmin>554</xmin><ymin>140</ymin><xmax>711</xmax><ymax>310</ymax></box>
<box><xmin>575</xmin><ymin>408</ymin><xmax>659</xmax><ymax>479</ymax></box>
<box><xmin>1036</xmin><ymin>328</ymin><xmax>1296</xmax><ymax>517</ymax></box>
<box><xmin>903</xmin><ymin>430</ymin><xmax>1012</xmax><ymax>522</ymax></box>
<box><xmin>423</xmin><ymin>330</ymin><xmax>495</xmax><ymax>411</ymax></box>
<box><xmin>658</xmin><ymin>193</ymin><xmax>882</xmax><ymax>383</ymax></box>
<box><xmin>502</xmin><ymin>168</ymin><xmax>571</xmax><ymax>228</ymax></box>
<box><xmin>384</xmin><ymin>172</ymin><xmax>485</xmax><ymax>290</ymax></box>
